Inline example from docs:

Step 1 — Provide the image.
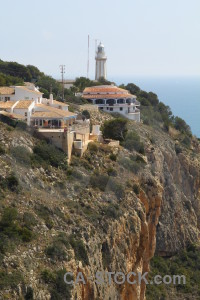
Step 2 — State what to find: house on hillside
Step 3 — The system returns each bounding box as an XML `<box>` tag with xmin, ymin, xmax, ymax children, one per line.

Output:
<box><xmin>0</xmin><ymin>84</ymin><xmax>43</xmax><ymax>103</ymax></box>
<box><xmin>0</xmin><ymin>84</ymin><xmax>102</xmax><ymax>161</ymax></box>
<box><xmin>82</xmin><ymin>85</ymin><xmax>140</xmax><ymax>122</ymax></box>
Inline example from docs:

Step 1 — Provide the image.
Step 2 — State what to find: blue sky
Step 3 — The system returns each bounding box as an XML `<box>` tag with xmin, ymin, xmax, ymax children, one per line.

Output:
<box><xmin>0</xmin><ymin>0</ymin><xmax>200</xmax><ymax>79</ymax></box>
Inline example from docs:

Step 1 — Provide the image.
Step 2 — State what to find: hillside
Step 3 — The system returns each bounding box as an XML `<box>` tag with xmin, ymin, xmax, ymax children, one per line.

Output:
<box><xmin>0</xmin><ymin>60</ymin><xmax>200</xmax><ymax>299</ymax></box>
<box><xmin>0</xmin><ymin>105</ymin><xmax>200</xmax><ymax>299</ymax></box>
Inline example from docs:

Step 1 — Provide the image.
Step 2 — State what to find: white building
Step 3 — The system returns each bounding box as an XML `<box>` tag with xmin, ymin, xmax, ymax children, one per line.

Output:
<box><xmin>82</xmin><ymin>85</ymin><xmax>140</xmax><ymax>122</ymax></box>
<box><xmin>0</xmin><ymin>84</ymin><xmax>43</xmax><ymax>103</ymax></box>
<box><xmin>95</xmin><ymin>42</ymin><xmax>107</xmax><ymax>80</ymax></box>
<box><xmin>0</xmin><ymin>84</ymin><xmax>76</xmax><ymax>126</ymax></box>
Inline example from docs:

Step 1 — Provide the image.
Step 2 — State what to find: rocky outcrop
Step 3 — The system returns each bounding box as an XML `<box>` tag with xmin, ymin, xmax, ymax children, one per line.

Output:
<box><xmin>0</xmin><ymin>118</ymin><xmax>200</xmax><ymax>300</ymax></box>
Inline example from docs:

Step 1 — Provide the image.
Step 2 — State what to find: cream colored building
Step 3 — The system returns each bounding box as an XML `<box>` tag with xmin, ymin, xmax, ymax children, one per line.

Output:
<box><xmin>82</xmin><ymin>85</ymin><xmax>140</xmax><ymax>122</ymax></box>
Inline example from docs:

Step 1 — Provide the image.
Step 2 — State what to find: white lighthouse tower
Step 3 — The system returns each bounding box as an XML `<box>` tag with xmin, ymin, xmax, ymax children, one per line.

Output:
<box><xmin>95</xmin><ymin>42</ymin><xmax>107</xmax><ymax>80</ymax></box>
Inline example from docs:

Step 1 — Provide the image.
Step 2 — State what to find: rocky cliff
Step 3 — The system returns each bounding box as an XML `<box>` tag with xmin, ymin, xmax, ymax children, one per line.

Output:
<box><xmin>0</xmin><ymin>114</ymin><xmax>199</xmax><ymax>300</ymax></box>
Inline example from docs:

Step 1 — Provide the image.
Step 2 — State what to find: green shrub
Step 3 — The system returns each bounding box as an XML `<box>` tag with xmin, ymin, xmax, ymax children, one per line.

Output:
<box><xmin>119</xmin><ymin>157</ymin><xmax>141</xmax><ymax>174</ymax></box>
<box><xmin>175</xmin><ymin>144</ymin><xmax>182</xmax><ymax>154</ymax></box>
<box><xmin>25</xmin><ymin>286</ymin><xmax>34</xmax><ymax>300</ymax></box>
<box><xmin>107</xmin><ymin>167</ymin><xmax>117</xmax><ymax>177</ymax></box>
<box><xmin>173</xmin><ymin>117</ymin><xmax>191</xmax><ymax>135</ymax></box>
<box><xmin>108</xmin><ymin>180</ymin><xmax>125</xmax><ymax>199</ymax></box>
<box><xmin>102</xmin><ymin>204</ymin><xmax>121</xmax><ymax>219</ymax></box>
<box><xmin>146</xmin><ymin>244</ymin><xmax>200</xmax><ymax>299</ymax></box>
<box><xmin>90</xmin><ymin>174</ymin><xmax>125</xmax><ymax>199</ymax></box>
<box><xmin>0</xmin><ymin>173</ymin><xmax>20</xmax><ymax>192</ymax></box>
<box><xmin>133</xmin><ymin>184</ymin><xmax>140</xmax><ymax>195</ymax></box>
<box><xmin>35</xmin><ymin>204</ymin><xmax>54</xmax><ymax>229</ymax></box>
<box><xmin>101</xmin><ymin>118</ymin><xmax>128</xmax><ymax>141</ymax></box>
<box><xmin>50</xmin><ymin>269</ymin><xmax>73</xmax><ymax>300</ymax></box>
<box><xmin>11</xmin><ymin>146</ymin><xmax>31</xmax><ymax>165</ymax></box>
<box><xmin>182</xmin><ymin>135</ymin><xmax>191</xmax><ymax>147</ymax></box>
<box><xmin>0</xmin><ymin>271</ymin><xmax>24</xmax><ymax>289</ymax></box>
<box><xmin>90</xmin><ymin>174</ymin><xmax>109</xmax><ymax>191</ymax></box>
<box><xmin>46</xmin><ymin>244</ymin><xmax>67</xmax><ymax>261</ymax></box>
<box><xmin>32</xmin><ymin>141</ymin><xmax>67</xmax><ymax>169</ymax></box>
<box><xmin>46</xmin><ymin>233</ymin><xmax>70</xmax><ymax>261</ymax></box>
<box><xmin>109</xmin><ymin>153</ymin><xmax>117</xmax><ymax>161</ymax></box>
<box><xmin>102</xmin><ymin>241</ymin><xmax>112</xmax><ymax>269</ymax></box>
<box><xmin>23</xmin><ymin>212</ymin><xmax>37</xmax><ymax>229</ymax></box>
<box><xmin>41</xmin><ymin>269</ymin><xmax>55</xmax><ymax>284</ymax></box>
<box><xmin>69</xmin><ymin>235</ymin><xmax>89</xmax><ymax>266</ymax></box>
<box><xmin>88</xmin><ymin>142</ymin><xmax>98</xmax><ymax>153</ymax></box>
<box><xmin>0</xmin><ymin>145</ymin><xmax>5</xmax><ymax>155</ymax></box>
<box><xmin>82</xmin><ymin>110</ymin><xmax>90</xmax><ymax>119</ymax></box>
<box><xmin>123</xmin><ymin>130</ymin><xmax>145</xmax><ymax>154</ymax></box>
<box><xmin>0</xmin><ymin>207</ymin><xmax>34</xmax><ymax>244</ymax></box>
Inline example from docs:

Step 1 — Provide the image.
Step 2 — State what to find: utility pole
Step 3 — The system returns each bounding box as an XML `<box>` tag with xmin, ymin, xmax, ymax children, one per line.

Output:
<box><xmin>59</xmin><ymin>65</ymin><xmax>65</xmax><ymax>101</ymax></box>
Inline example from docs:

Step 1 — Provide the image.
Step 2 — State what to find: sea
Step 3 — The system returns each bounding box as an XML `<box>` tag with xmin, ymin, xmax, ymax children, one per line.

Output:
<box><xmin>111</xmin><ymin>76</ymin><xmax>200</xmax><ymax>138</ymax></box>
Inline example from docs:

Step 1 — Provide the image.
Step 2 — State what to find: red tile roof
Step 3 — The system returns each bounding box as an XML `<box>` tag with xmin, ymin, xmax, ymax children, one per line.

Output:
<box><xmin>82</xmin><ymin>85</ymin><xmax>136</xmax><ymax>99</ymax></box>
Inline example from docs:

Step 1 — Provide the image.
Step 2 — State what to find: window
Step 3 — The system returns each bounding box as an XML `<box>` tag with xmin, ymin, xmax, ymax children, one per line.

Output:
<box><xmin>120</xmin><ymin>107</ymin><xmax>123</xmax><ymax>111</ymax></box>
<box><xmin>5</xmin><ymin>97</ymin><xmax>10</xmax><ymax>101</ymax></box>
<box><xmin>107</xmin><ymin>107</ymin><xmax>109</xmax><ymax>110</ymax></box>
<box><xmin>110</xmin><ymin>108</ymin><xmax>113</xmax><ymax>111</ymax></box>
<box><xmin>25</xmin><ymin>112</ymin><xmax>27</xmax><ymax>117</ymax></box>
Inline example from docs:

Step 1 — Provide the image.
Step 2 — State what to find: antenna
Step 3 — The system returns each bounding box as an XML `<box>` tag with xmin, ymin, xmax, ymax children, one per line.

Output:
<box><xmin>59</xmin><ymin>65</ymin><xmax>65</xmax><ymax>101</ymax></box>
<box><xmin>87</xmin><ymin>35</ymin><xmax>90</xmax><ymax>78</ymax></box>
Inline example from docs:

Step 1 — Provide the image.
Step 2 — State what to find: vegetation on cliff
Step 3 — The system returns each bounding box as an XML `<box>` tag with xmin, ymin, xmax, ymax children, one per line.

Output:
<box><xmin>0</xmin><ymin>60</ymin><xmax>199</xmax><ymax>299</ymax></box>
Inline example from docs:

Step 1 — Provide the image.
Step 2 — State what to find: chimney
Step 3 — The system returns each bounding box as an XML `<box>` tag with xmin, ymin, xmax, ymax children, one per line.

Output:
<box><xmin>50</xmin><ymin>93</ymin><xmax>53</xmax><ymax>104</ymax></box>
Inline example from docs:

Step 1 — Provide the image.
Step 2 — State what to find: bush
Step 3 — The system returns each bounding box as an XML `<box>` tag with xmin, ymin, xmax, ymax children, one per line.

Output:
<box><xmin>46</xmin><ymin>233</ymin><xmax>70</xmax><ymax>261</ymax></box>
<box><xmin>88</xmin><ymin>142</ymin><xmax>98</xmax><ymax>153</ymax></box>
<box><xmin>11</xmin><ymin>146</ymin><xmax>31</xmax><ymax>165</ymax></box>
<box><xmin>107</xmin><ymin>167</ymin><xmax>117</xmax><ymax>177</ymax></box>
<box><xmin>69</xmin><ymin>235</ymin><xmax>89</xmax><ymax>265</ymax></box>
<box><xmin>119</xmin><ymin>157</ymin><xmax>141</xmax><ymax>174</ymax></box>
<box><xmin>0</xmin><ymin>271</ymin><xmax>24</xmax><ymax>289</ymax></box>
<box><xmin>90</xmin><ymin>174</ymin><xmax>109</xmax><ymax>191</ymax></box>
<box><xmin>50</xmin><ymin>269</ymin><xmax>73</xmax><ymax>300</ymax></box>
<box><xmin>46</xmin><ymin>244</ymin><xmax>67</xmax><ymax>261</ymax></box>
<box><xmin>123</xmin><ymin>131</ymin><xmax>145</xmax><ymax>154</ymax></box>
<box><xmin>0</xmin><ymin>207</ymin><xmax>34</xmax><ymax>243</ymax></box>
<box><xmin>182</xmin><ymin>135</ymin><xmax>191</xmax><ymax>147</ymax></box>
<box><xmin>174</xmin><ymin>117</ymin><xmax>191</xmax><ymax>136</ymax></box>
<box><xmin>25</xmin><ymin>286</ymin><xmax>34</xmax><ymax>300</ymax></box>
<box><xmin>101</xmin><ymin>118</ymin><xmax>128</xmax><ymax>141</ymax></box>
<box><xmin>6</xmin><ymin>173</ymin><xmax>19</xmax><ymax>191</ymax></box>
<box><xmin>175</xmin><ymin>144</ymin><xmax>182</xmax><ymax>155</ymax></box>
<box><xmin>0</xmin><ymin>145</ymin><xmax>5</xmax><ymax>155</ymax></box>
<box><xmin>35</xmin><ymin>204</ymin><xmax>54</xmax><ymax>229</ymax></box>
<box><xmin>23</xmin><ymin>212</ymin><xmax>37</xmax><ymax>229</ymax></box>
<box><xmin>133</xmin><ymin>184</ymin><xmax>140</xmax><ymax>195</ymax></box>
<box><xmin>103</xmin><ymin>204</ymin><xmax>121</xmax><ymax>219</ymax></box>
<box><xmin>109</xmin><ymin>153</ymin><xmax>117</xmax><ymax>161</ymax></box>
<box><xmin>82</xmin><ymin>110</ymin><xmax>90</xmax><ymax>119</ymax></box>
<box><xmin>41</xmin><ymin>269</ymin><xmax>55</xmax><ymax>284</ymax></box>
<box><xmin>32</xmin><ymin>141</ymin><xmax>67</xmax><ymax>169</ymax></box>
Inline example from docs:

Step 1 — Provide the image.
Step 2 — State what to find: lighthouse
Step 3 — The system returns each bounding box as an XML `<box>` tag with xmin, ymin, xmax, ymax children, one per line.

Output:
<box><xmin>95</xmin><ymin>42</ymin><xmax>107</xmax><ymax>80</ymax></box>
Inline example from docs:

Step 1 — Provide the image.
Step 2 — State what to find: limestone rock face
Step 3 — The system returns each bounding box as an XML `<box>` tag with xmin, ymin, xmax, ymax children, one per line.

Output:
<box><xmin>148</xmin><ymin>144</ymin><xmax>200</xmax><ymax>256</ymax></box>
<box><xmin>71</xmin><ymin>185</ymin><xmax>162</xmax><ymax>300</ymax></box>
<box><xmin>0</xmin><ymin>117</ymin><xmax>200</xmax><ymax>300</ymax></box>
